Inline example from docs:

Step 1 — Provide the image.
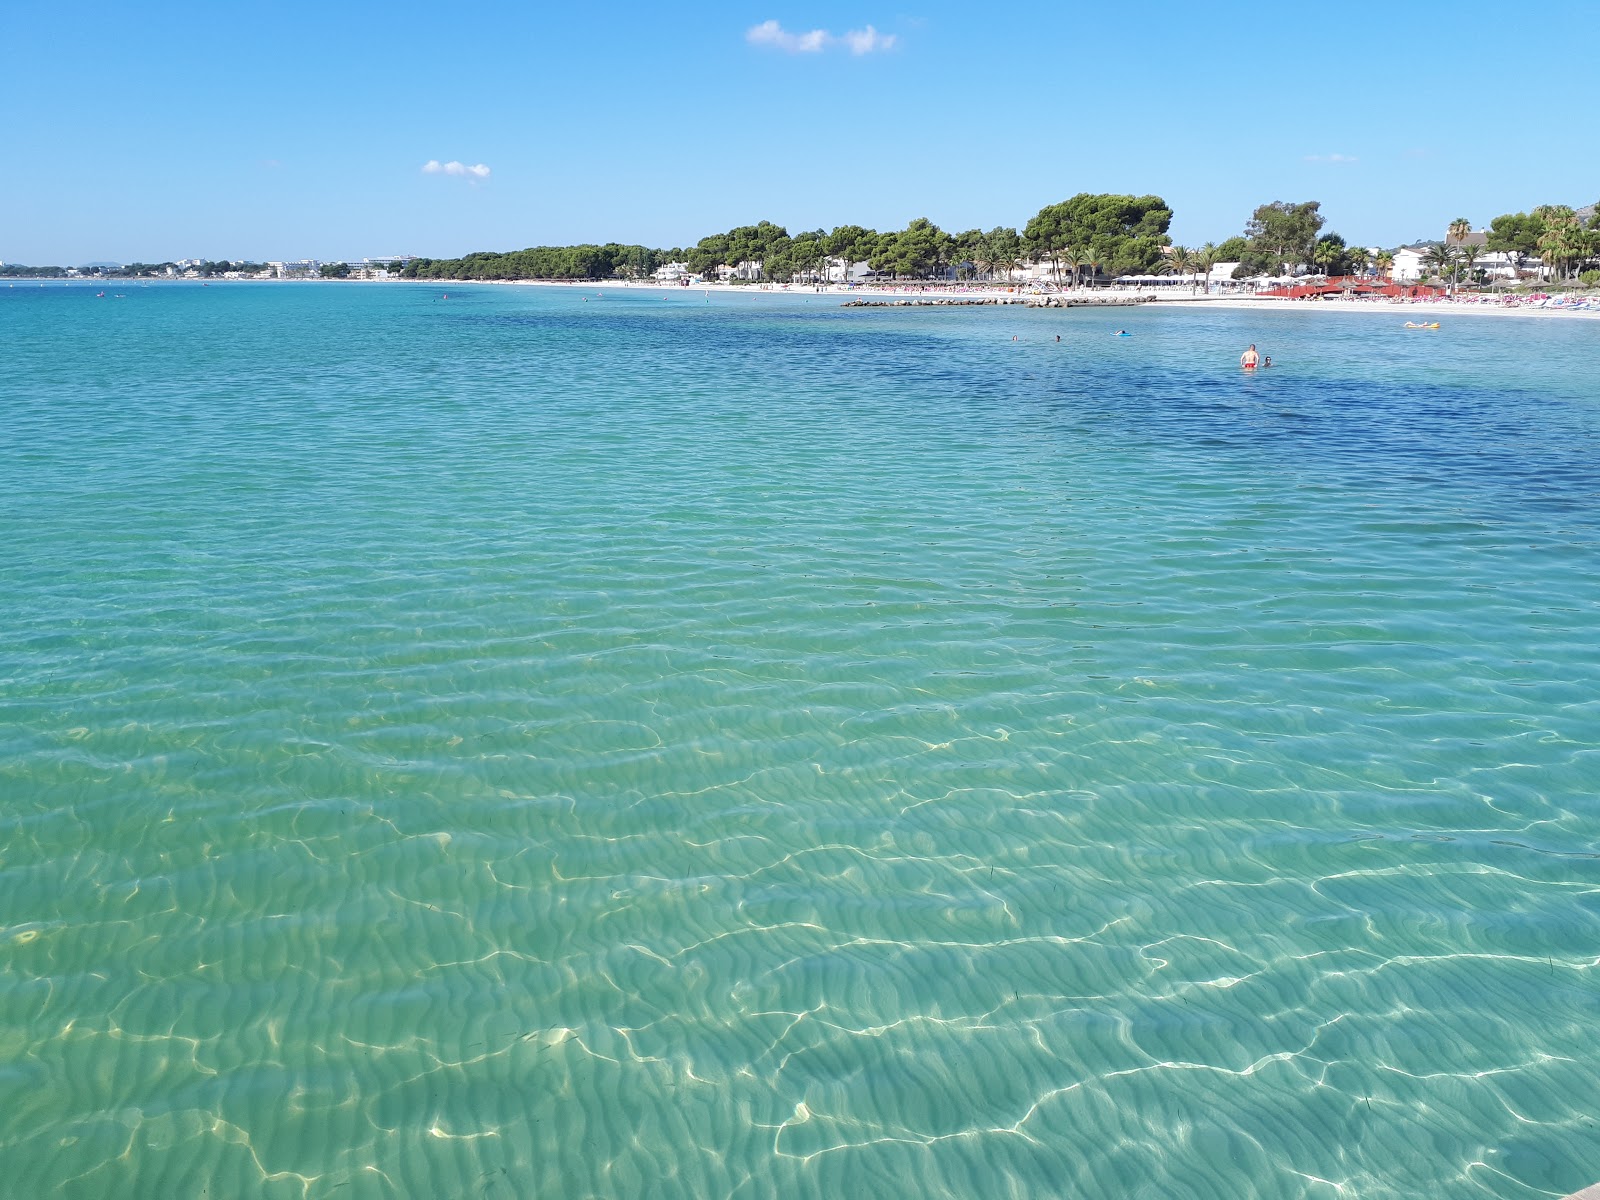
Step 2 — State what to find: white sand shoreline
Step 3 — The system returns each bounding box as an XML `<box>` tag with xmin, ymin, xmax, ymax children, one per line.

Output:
<box><xmin>16</xmin><ymin>274</ymin><xmax>1591</xmax><ymax>321</ymax></box>
<box><xmin>466</xmin><ymin>277</ymin><xmax>1600</xmax><ymax>321</ymax></box>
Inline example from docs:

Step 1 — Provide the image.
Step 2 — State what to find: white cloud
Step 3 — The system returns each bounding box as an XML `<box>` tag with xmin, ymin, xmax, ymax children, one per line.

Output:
<box><xmin>422</xmin><ymin>160</ymin><xmax>491</xmax><ymax>179</ymax></box>
<box><xmin>747</xmin><ymin>20</ymin><xmax>828</xmax><ymax>52</ymax></box>
<box><xmin>1303</xmin><ymin>153</ymin><xmax>1358</xmax><ymax>164</ymax></box>
<box><xmin>841</xmin><ymin>24</ymin><xmax>896</xmax><ymax>54</ymax></box>
<box><xmin>746</xmin><ymin>18</ymin><xmax>896</xmax><ymax>54</ymax></box>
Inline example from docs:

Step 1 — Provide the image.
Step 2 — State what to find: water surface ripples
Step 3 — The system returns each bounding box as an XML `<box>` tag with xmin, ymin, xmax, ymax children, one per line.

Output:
<box><xmin>2</xmin><ymin>283</ymin><xmax>1598</xmax><ymax>1198</ymax></box>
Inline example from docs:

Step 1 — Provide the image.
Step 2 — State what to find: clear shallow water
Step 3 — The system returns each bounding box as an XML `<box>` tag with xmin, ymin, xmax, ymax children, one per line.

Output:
<box><xmin>2</xmin><ymin>282</ymin><xmax>1598</xmax><ymax>1199</ymax></box>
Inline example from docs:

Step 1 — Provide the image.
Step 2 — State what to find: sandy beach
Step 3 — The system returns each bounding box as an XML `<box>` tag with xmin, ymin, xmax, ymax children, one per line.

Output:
<box><xmin>478</xmin><ymin>276</ymin><xmax>1600</xmax><ymax>321</ymax></box>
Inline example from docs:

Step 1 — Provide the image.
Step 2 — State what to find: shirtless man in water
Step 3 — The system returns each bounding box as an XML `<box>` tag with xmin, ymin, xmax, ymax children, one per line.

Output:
<box><xmin>1240</xmin><ymin>344</ymin><xmax>1260</xmax><ymax>369</ymax></box>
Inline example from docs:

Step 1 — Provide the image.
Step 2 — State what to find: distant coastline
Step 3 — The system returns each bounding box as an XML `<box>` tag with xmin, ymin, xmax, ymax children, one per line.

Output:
<box><xmin>486</xmin><ymin>278</ymin><xmax>1600</xmax><ymax>320</ymax></box>
<box><xmin>8</xmin><ymin>274</ymin><xmax>1598</xmax><ymax>319</ymax></box>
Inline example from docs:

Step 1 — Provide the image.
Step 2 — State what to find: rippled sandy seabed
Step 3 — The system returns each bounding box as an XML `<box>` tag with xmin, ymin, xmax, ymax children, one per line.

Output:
<box><xmin>2</xmin><ymin>283</ymin><xmax>1597</xmax><ymax>1199</ymax></box>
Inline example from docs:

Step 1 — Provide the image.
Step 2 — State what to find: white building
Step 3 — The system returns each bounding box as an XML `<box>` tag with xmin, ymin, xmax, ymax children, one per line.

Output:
<box><xmin>1393</xmin><ymin>232</ymin><xmax>1529</xmax><ymax>284</ymax></box>
<box><xmin>653</xmin><ymin>261</ymin><xmax>691</xmax><ymax>282</ymax></box>
<box><xmin>825</xmin><ymin>257</ymin><xmax>873</xmax><ymax>284</ymax></box>
<box><xmin>713</xmin><ymin>260</ymin><xmax>763</xmax><ymax>282</ymax></box>
<box><xmin>1391</xmin><ymin>246</ymin><xmax>1430</xmax><ymax>283</ymax></box>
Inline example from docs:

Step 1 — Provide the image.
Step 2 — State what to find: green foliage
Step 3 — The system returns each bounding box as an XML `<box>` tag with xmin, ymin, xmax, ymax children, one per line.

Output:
<box><xmin>1311</xmin><ymin>232</ymin><xmax>1349</xmax><ymax>277</ymax></box>
<box><xmin>870</xmin><ymin>217</ymin><xmax>954</xmax><ymax>278</ymax></box>
<box><xmin>1423</xmin><ymin>243</ymin><xmax>1456</xmax><ymax>275</ymax></box>
<box><xmin>0</xmin><ymin>263</ymin><xmax>69</xmax><ymax>277</ymax></box>
<box><xmin>402</xmin><ymin>244</ymin><xmax>666</xmax><ymax>281</ymax></box>
<box><xmin>1215</xmin><ymin>236</ymin><xmax>1249</xmax><ymax>263</ymax></box>
<box><xmin>200</xmin><ymin>260</ymin><xmax>267</xmax><ymax>276</ymax></box>
<box><xmin>1534</xmin><ymin>205</ymin><xmax>1586</xmax><ymax>280</ymax></box>
<box><xmin>1241</xmin><ymin>200</ymin><xmax>1326</xmax><ymax>273</ymax></box>
<box><xmin>1485</xmin><ymin>206</ymin><xmax>1600</xmax><ymax>281</ymax></box>
<box><xmin>687</xmin><ymin>221</ymin><xmax>791</xmax><ymax>278</ymax></box>
<box><xmin>1</xmin><ymin>260</ymin><xmax>276</xmax><ymax>278</ymax></box>
<box><xmin>1580</xmin><ymin>269</ymin><xmax>1600</xmax><ymax>287</ymax></box>
<box><xmin>770</xmin><ymin>229</ymin><xmax>829</xmax><ymax>282</ymax></box>
<box><xmin>1485</xmin><ymin>211</ymin><xmax>1542</xmax><ymax>269</ymax></box>
<box><xmin>981</xmin><ymin>227</ymin><xmax>1023</xmax><ymax>281</ymax></box>
<box><xmin>1024</xmin><ymin>193</ymin><xmax>1172</xmax><ymax>279</ymax></box>
<box><xmin>823</xmin><ymin>225</ymin><xmax>879</xmax><ymax>267</ymax></box>
<box><xmin>950</xmin><ymin>229</ymin><xmax>984</xmax><ymax>279</ymax></box>
<box><xmin>320</xmin><ymin>262</ymin><xmax>351</xmax><ymax>278</ymax></box>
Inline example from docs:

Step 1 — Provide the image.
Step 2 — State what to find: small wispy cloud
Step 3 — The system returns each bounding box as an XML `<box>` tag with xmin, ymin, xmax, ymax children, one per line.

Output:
<box><xmin>1303</xmin><ymin>153</ymin><xmax>1358</xmax><ymax>164</ymax></box>
<box><xmin>841</xmin><ymin>25</ymin><xmax>895</xmax><ymax>54</ymax></box>
<box><xmin>422</xmin><ymin>160</ymin><xmax>491</xmax><ymax>179</ymax></box>
<box><xmin>746</xmin><ymin>19</ymin><xmax>897</xmax><ymax>54</ymax></box>
<box><xmin>747</xmin><ymin>19</ymin><xmax>828</xmax><ymax>52</ymax></box>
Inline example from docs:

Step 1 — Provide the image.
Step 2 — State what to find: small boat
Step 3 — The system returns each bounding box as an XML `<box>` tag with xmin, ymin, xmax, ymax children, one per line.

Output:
<box><xmin>1404</xmin><ymin>321</ymin><xmax>1440</xmax><ymax>329</ymax></box>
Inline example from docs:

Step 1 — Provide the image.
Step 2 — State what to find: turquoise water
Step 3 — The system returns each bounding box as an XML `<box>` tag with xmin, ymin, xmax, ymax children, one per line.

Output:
<box><xmin>2</xmin><ymin>282</ymin><xmax>1597</xmax><ymax>1199</ymax></box>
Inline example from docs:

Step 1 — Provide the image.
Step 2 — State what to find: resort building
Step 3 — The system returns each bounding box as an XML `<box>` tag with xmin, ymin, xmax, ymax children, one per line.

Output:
<box><xmin>825</xmin><ymin>258</ymin><xmax>874</xmax><ymax>284</ymax></box>
<box><xmin>1390</xmin><ymin>247</ymin><xmax>1430</xmax><ymax>283</ymax></box>
<box><xmin>721</xmin><ymin>261</ymin><xmax>764</xmax><ymax>282</ymax></box>
<box><xmin>1392</xmin><ymin>235</ymin><xmax>1527</xmax><ymax>284</ymax></box>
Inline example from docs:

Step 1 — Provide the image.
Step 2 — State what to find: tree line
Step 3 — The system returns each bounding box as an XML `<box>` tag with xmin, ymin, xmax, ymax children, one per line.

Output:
<box><xmin>1480</xmin><ymin>205</ymin><xmax>1598</xmax><ymax>282</ymax></box>
<box><xmin>399</xmin><ymin>195</ymin><xmax>1176</xmax><ymax>284</ymax></box>
<box><xmin>9</xmin><ymin>196</ymin><xmax>1594</xmax><ymax>285</ymax></box>
<box><xmin>0</xmin><ymin>261</ymin><xmax>271</xmax><ymax>278</ymax></box>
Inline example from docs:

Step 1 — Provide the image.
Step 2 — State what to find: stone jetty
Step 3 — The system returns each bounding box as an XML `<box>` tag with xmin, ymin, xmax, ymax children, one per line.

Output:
<box><xmin>1027</xmin><ymin>293</ymin><xmax>1156</xmax><ymax>308</ymax></box>
<box><xmin>841</xmin><ymin>294</ymin><xmax>1154</xmax><ymax>309</ymax></box>
<box><xmin>840</xmin><ymin>297</ymin><xmax>1027</xmax><ymax>308</ymax></box>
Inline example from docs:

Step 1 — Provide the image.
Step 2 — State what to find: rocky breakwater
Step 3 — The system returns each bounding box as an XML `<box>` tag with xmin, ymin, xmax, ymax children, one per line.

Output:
<box><xmin>1026</xmin><ymin>293</ymin><xmax>1156</xmax><ymax>308</ymax></box>
<box><xmin>840</xmin><ymin>297</ymin><xmax>1029</xmax><ymax>308</ymax></box>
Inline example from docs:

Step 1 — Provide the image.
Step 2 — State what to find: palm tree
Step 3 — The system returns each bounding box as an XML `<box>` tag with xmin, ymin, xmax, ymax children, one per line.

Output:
<box><xmin>1196</xmin><ymin>242</ymin><xmax>1220</xmax><ymax>293</ymax></box>
<box><xmin>1375</xmin><ymin>250</ymin><xmax>1395</xmax><ymax>282</ymax></box>
<box><xmin>1312</xmin><ymin>241</ymin><xmax>1341</xmax><ymax>278</ymax></box>
<box><xmin>1166</xmin><ymin>245</ymin><xmax>1198</xmax><ymax>292</ymax></box>
<box><xmin>1538</xmin><ymin>226</ymin><xmax>1573</xmax><ymax>282</ymax></box>
<box><xmin>973</xmin><ymin>241</ymin><xmax>996</xmax><ymax>283</ymax></box>
<box><xmin>1536</xmin><ymin>207</ymin><xmax>1581</xmax><ymax>281</ymax></box>
<box><xmin>1457</xmin><ymin>242</ymin><xmax>1483</xmax><ymax>288</ymax></box>
<box><xmin>1423</xmin><ymin>243</ymin><xmax>1456</xmax><ymax>287</ymax></box>
<box><xmin>1347</xmin><ymin>246</ymin><xmax>1370</xmax><ymax>275</ymax></box>
<box><xmin>1061</xmin><ymin>245</ymin><xmax>1085</xmax><ymax>290</ymax></box>
<box><xmin>1444</xmin><ymin>219</ymin><xmax>1474</xmax><ymax>288</ymax></box>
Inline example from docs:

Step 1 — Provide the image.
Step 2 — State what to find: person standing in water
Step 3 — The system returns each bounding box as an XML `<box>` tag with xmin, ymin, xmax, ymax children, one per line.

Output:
<box><xmin>1240</xmin><ymin>344</ymin><xmax>1260</xmax><ymax>369</ymax></box>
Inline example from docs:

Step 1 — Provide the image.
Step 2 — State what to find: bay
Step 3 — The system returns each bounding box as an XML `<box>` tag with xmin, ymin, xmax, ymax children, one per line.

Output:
<box><xmin>2</xmin><ymin>281</ymin><xmax>1597</xmax><ymax>1198</ymax></box>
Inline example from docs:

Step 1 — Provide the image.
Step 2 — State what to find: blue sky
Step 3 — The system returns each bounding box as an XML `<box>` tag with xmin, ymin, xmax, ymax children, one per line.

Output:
<box><xmin>4</xmin><ymin>0</ymin><xmax>1595</xmax><ymax>263</ymax></box>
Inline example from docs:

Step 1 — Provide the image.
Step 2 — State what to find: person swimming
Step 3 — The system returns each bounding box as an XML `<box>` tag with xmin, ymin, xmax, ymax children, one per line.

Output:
<box><xmin>1262</xmin><ymin>356</ymin><xmax>1273</xmax><ymax>368</ymax></box>
<box><xmin>1240</xmin><ymin>344</ymin><xmax>1260</xmax><ymax>369</ymax></box>
<box><xmin>1115</xmin><ymin>330</ymin><xmax>1131</xmax><ymax>337</ymax></box>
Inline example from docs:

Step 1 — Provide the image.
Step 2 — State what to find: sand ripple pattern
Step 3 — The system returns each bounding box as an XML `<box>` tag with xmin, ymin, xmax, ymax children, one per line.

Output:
<box><xmin>2</xmin><ymin>283</ymin><xmax>1598</xmax><ymax>1199</ymax></box>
